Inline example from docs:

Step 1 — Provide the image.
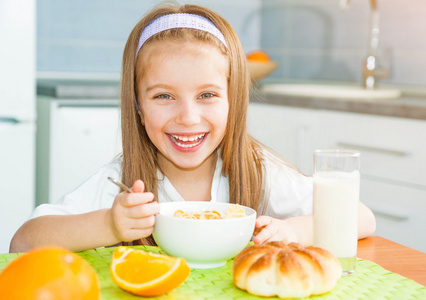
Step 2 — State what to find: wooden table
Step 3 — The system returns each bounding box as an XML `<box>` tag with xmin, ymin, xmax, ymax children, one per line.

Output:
<box><xmin>357</xmin><ymin>236</ymin><xmax>426</xmax><ymax>286</ymax></box>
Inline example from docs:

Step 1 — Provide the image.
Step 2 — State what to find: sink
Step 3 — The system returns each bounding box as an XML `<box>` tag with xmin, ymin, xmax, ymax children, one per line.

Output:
<box><xmin>261</xmin><ymin>84</ymin><xmax>401</xmax><ymax>100</ymax></box>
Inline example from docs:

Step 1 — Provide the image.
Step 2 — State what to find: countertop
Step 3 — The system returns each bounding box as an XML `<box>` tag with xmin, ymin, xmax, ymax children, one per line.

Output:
<box><xmin>250</xmin><ymin>87</ymin><xmax>426</xmax><ymax>121</ymax></box>
<box><xmin>357</xmin><ymin>236</ymin><xmax>426</xmax><ymax>286</ymax></box>
<box><xmin>37</xmin><ymin>78</ymin><xmax>120</xmax><ymax>99</ymax></box>
<box><xmin>37</xmin><ymin>78</ymin><xmax>426</xmax><ymax>120</ymax></box>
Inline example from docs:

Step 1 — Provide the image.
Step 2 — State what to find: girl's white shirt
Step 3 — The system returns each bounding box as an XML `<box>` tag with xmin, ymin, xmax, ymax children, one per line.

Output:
<box><xmin>29</xmin><ymin>148</ymin><xmax>313</xmax><ymax>220</ymax></box>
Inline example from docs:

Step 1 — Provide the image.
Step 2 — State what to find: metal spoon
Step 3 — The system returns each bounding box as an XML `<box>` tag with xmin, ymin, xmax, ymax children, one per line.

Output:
<box><xmin>108</xmin><ymin>177</ymin><xmax>133</xmax><ymax>193</ymax></box>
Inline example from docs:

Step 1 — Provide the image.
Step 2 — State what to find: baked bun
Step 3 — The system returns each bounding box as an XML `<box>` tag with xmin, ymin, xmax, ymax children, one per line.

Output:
<box><xmin>232</xmin><ymin>241</ymin><xmax>342</xmax><ymax>298</ymax></box>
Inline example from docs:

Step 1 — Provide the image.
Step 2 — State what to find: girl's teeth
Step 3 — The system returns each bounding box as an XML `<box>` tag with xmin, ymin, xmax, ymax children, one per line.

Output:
<box><xmin>175</xmin><ymin>140</ymin><xmax>202</xmax><ymax>148</ymax></box>
<box><xmin>171</xmin><ymin>134</ymin><xmax>206</xmax><ymax>148</ymax></box>
<box><xmin>172</xmin><ymin>134</ymin><xmax>205</xmax><ymax>141</ymax></box>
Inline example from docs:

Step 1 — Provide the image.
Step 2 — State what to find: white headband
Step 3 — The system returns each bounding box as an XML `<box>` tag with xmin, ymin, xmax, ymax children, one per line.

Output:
<box><xmin>136</xmin><ymin>13</ymin><xmax>228</xmax><ymax>56</ymax></box>
<box><xmin>134</xmin><ymin>13</ymin><xmax>228</xmax><ymax>111</ymax></box>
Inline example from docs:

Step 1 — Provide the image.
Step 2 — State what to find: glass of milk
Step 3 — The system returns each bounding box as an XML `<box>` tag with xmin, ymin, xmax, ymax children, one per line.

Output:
<box><xmin>313</xmin><ymin>149</ymin><xmax>360</xmax><ymax>276</ymax></box>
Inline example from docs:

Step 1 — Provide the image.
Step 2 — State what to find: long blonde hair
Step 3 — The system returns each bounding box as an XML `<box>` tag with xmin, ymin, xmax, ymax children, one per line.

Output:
<box><xmin>120</xmin><ymin>3</ymin><xmax>263</xmax><ymax>245</ymax></box>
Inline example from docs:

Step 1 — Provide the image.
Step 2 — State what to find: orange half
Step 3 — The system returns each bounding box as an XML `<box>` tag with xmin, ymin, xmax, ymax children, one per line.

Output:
<box><xmin>110</xmin><ymin>246</ymin><xmax>190</xmax><ymax>297</ymax></box>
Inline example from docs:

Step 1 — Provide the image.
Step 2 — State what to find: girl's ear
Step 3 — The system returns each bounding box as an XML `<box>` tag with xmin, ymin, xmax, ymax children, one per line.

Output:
<box><xmin>137</xmin><ymin>110</ymin><xmax>145</xmax><ymax>125</ymax></box>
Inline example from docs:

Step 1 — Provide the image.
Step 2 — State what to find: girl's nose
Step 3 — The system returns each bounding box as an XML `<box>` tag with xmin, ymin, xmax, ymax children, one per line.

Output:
<box><xmin>175</xmin><ymin>100</ymin><xmax>201</xmax><ymax>126</ymax></box>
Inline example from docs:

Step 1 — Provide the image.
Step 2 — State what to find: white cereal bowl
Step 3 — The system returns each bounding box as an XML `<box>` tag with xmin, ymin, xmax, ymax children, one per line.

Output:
<box><xmin>153</xmin><ymin>201</ymin><xmax>256</xmax><ymax>269</ymax></box>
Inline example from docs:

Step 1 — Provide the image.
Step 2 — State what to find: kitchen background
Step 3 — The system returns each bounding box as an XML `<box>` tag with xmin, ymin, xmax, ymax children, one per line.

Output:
<box><xmin>36</xmin><ymin>0</ymin><xmax>426</xmax><ymax>86</ymax></box>
<box><xmin>1</xmin><ymin>0</ymin><xmax>425</xmax><ymax>253</ymax></box>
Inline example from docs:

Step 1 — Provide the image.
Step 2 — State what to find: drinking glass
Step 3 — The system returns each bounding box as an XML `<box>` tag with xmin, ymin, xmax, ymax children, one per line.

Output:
<box><xmin>313</xmin><ymin>149</ymin><xmax>360</xmax><ymax>276</ymax></box>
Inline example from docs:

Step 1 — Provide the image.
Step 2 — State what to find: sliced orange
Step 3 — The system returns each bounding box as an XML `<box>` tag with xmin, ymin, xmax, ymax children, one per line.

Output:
<box><xmin>110</xmin><ymin>246</ymin><xmax>190</xmax><ymax>297</ymax></box>
<box><xmin>247</xmin><ymin>50</ymin><xmax>271</xmax><ymax>63</ymax></box>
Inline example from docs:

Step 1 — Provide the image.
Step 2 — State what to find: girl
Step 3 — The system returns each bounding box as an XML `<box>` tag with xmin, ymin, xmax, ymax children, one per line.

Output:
<box><xmin>10</xmin><ymin>3</ymin><xmax>375</xmax><ymax>253</ymax></box>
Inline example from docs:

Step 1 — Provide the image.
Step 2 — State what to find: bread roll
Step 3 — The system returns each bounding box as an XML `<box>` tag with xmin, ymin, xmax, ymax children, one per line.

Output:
<box><xmin>232</xmin><ymin>241</ymin><xmax>342</xmax><ymax>298</ymax></box>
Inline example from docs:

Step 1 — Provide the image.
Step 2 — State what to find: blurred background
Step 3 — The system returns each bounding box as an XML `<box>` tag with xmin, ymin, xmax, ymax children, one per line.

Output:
<box><xmin>1</xmin><ymin>0</ymin><xmax>425</xmax><ymax>253</ymax></box>
<box><xmin>35</xmin><ymin>0</ymin><xmax>425</xmax><ymax>86</ymax></box>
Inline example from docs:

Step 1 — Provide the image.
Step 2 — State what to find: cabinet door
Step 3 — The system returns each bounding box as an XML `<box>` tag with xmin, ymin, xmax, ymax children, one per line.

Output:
<box><xmin>0</xmin><ymin>0</ymin><xmax>36</xmax><ymax>119</ymax></box>
<box><xmin>0</xmin><ymin>122</ymin><xmax>35</xmax><ymax>253</ymax></box>
<box><xmin>361</xmin><ymin>178</ymin><xmax>426</xmax><ymax>252</ymax></box>
<box><xmin>49</xmin><ymin>105</ymin><xmax>122</xmax><ymax>203</ymax></box>
<box><xmin>317</xmin><ymin>110</ymin><xmax>426</xmax><ymax>187</ymax></box>
<box><xmin>247</xmin><ymin>103</ymin><xmax>317</xmax><ymax>174</ymax></box>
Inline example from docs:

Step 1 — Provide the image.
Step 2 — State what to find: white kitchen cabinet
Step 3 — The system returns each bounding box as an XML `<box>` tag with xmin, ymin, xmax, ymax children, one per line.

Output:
<box><xmin>36</xmin><ymin>97</ymin><xmax>122</xmax><ymax>205</ymax></box>
<box><xmin>318</xmin><ymin>111</ymin><xmax>426</xmax><ymax>187</ymax></box>
<box><xmin>361</xmin><ymin>178</ymin><xmax>426</xmax><ymax>252</ymax></box>
<box><xmin>248</xmin><ymin>102</ymin><xmax>426</xmax><ymax>252</ymax></box>
<box><xmin>0</xmin><ymin>122</ymin><xmax>35</xmax><ymax>253</ymax></box>
<box><xmin>0</xmin><ymin>0</ymin><xmax>36</xmax><ymax>253</ymax></box>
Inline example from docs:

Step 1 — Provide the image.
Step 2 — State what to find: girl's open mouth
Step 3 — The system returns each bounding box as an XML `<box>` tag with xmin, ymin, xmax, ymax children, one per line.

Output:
<box><xmin>168</xmin><ymin>133</ymin><xmax>207</xmax><ymax>149</ymax></box>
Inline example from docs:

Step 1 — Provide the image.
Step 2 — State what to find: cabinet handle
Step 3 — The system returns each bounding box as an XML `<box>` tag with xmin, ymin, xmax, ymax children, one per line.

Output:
<box><xmin>337</xmin><ymin>142</ymin><xmax>408</xmax><ymax>157</ymax></box>
<box><xmin>371</xmin><ymin>209</ymin><xmax>409</xmax><ymax>222</ymax></box>
<box><xmin>0</xmin><ymin>117</ymin><xmax>19</xmax><ymax>124</ymax></box>
<box><xmin>57</xmin><ymin>104</ymin><xmax>118</xmax><ymax>108</ymax></box>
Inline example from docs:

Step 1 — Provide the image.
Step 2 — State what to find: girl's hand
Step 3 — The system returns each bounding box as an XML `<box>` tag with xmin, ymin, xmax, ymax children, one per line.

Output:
<box><xmin>110</xmin><ymin>180</ymin><xmax>159</xmax><ymax>242</ymax></box>
<box><xmin>253</xmin><ymin>216</ymin><xmax>298</xmax><ymax>245</ymax></box>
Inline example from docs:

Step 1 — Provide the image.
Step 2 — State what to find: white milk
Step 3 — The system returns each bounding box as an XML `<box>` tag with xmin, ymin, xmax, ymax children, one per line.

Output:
<box><xmin>313</xmin><ymin>171</ymin><xmax>360</xmax><ymax>258</ymax></box>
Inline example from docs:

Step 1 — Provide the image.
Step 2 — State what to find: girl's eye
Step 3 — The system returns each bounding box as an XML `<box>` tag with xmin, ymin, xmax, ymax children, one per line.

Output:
<box><xmin>154</xmin><ymin>94</ymin><xmax>173</xmax><ymax>100</ymax></box>
<box><xmin>199</xmin><ymin>93</ymin><xmax>215</xmax><ymax>99</ymax></box>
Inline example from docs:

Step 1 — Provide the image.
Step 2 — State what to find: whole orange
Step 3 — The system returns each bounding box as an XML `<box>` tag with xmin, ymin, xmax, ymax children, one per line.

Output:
<box><xmin>246</xmin><ymin>50</ymin><xmax>271</xmax><ymax>63</ymax></box>
<box><xmin>0</xmin><ymin>246</ymin><xmax>100</xmax><ymax>300</ymax></box>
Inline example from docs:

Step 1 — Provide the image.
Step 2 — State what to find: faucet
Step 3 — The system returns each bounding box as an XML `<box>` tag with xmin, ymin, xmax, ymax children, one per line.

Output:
<box><xmin>341</xmin><ymin>0</ymin><xmax>388</xmax><ymax>89</ymax></box>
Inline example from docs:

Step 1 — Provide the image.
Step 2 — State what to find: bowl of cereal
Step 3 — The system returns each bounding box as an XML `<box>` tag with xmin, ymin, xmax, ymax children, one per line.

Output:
<box><xmin>153</xmin><ymin>202</ymin><xmax>256</xmax><ymax>269</ymax></box>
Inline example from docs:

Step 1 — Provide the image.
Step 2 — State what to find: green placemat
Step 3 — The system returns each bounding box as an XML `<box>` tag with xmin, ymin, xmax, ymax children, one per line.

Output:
<box><xmin>1</xmin><ymin>246</ymin><xmax>425</xmax><ymax>299</ymax></box>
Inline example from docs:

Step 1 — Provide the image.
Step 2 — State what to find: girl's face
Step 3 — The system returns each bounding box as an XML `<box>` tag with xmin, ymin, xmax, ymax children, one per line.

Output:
<box><xmin>137</xmin><ymin>41</ymin><xmax>229</xmax><ymax>172</ymax></box>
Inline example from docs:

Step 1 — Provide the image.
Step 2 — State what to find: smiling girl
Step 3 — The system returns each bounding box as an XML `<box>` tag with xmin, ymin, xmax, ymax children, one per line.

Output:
<box><xmin>10</xmin><ymin>3</ymin><xmax>375</xmax><ymax>252</ymax></box>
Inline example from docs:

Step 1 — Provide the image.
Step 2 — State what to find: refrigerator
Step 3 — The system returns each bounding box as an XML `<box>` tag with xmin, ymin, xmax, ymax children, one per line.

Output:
<box><xmin>0</xmin><ymin>0</ymin><xmax>36</xmax><ymax>253</ymax></box>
